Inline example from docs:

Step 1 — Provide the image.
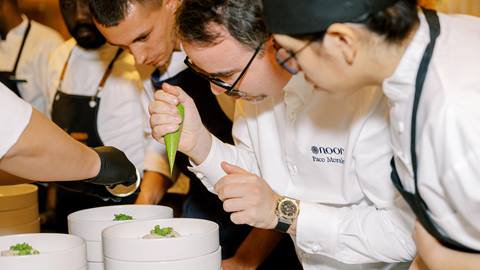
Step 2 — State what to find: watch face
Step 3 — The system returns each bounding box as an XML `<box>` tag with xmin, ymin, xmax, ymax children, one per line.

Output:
<box><xmin>280</xmin><ymin>199</ymin><xmax>298</xmax><ymax>218</ymax></box>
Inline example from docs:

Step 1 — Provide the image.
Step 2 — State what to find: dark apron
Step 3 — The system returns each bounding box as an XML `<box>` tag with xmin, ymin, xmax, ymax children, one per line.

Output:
<box><xmin>390</xmin><ymin>9</ymin><xmax>480</xmax><ymax>253</ymax></box>
<box><xmin>51</xmin><ymin>48</ymin><xmax>135</xmax><ymax>232</ymax></box>
<box><xmin>0</xmin><ymin>20</ymin><xmax>31</xmax><ymax>97</ymax></box>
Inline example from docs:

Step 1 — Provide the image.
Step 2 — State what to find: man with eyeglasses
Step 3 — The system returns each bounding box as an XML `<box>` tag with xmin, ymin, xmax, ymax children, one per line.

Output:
<box><xmin>150</xmin><ymin>0</ymin><xmax>416</xmax><ymax>269</ymax></box>
<box><xmin>88</xmin><ymin>0</ymin><xmax>248</xmax><ymax>261</ymax></box>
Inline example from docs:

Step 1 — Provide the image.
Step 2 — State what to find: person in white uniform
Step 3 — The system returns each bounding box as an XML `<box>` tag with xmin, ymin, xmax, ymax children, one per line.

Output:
<box><xmin>0</xmin><ymin>0</ymin><xmax>63</xmax><ymax>114</ymax></box>
<box><xmin>43</xmin><ymin>0</ymin><xmax>170</xmax><ymax>231</ymax></box>
<box><xmin>261</xmin><ymin>0</ymin><xmax>480</xmax><ymax>269</ymax></box>
<box><xmin>149</xmin><ymin>0</ymin><xmax>416</xmax><ymax>269</ymax></box>
<box><xmin>0</xmin><ymin>82</ymin><xmax>138</xmax><ymax>188</ymax></box>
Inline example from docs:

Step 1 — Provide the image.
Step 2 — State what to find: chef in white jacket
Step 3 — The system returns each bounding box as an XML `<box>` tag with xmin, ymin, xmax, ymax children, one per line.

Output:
<box><xmin>149</xmin><ymin>0</ymin><xmax>416</xmax><ymax>269</ymax></box>
<box><xmin>261</xmin><ymin>0</ymin><xmax>480</xmax><ymax>269</ymax></box>
<box><xmin>0</xmin><ymin>0</ymin><xmax>63</xmax><ymax>114</ymax></box>
<box><xmin>43</xmin><ymin>0</ymin><xmax>171</xmax><ymax>231</ymax></box>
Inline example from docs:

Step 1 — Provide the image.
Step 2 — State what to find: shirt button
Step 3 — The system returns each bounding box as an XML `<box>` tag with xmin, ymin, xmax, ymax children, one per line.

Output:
<box><xmin>312</xmin><ymin>245</ymin><xmax>320</xmax><ymax>253</ymax></box>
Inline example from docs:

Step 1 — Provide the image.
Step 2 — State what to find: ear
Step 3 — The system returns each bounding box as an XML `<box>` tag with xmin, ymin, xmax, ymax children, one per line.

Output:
<box><xmin>323</xmin><ymin>23</ymin><xmax>358</xmax><ymax>66</ymax></box>
<box><xmin>164</xmin><ymin>0</ymin><xmax>180</xmax><ymax>13</ymax></box>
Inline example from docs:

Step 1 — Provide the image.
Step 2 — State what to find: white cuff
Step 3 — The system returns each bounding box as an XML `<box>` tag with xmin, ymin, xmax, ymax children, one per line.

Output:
<box><xmin>296</xmin><ymin>201</ymin><xmax>339</xmax><ymax>256</ymax></box>
<box><xmin>188</xmin><ymin>135</ymin><xmax>230</xmax><ymax>192</ymax></box>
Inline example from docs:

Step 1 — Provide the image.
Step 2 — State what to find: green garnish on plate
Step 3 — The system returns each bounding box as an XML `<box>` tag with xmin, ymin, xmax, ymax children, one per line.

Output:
<box><xmin>9</xmin><ymin>243</ymin><xmax>39</xmax><ymax>256</ymax></box>
<box><xmin>113</xmin><ymin>213</ymin><xmax>134</xmax><ymax>221</ymax></box>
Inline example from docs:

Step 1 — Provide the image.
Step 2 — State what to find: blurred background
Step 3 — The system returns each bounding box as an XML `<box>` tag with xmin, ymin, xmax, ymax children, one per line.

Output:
<box><xmin>17</xmin><ymin>0</ymin><xmax>480</xmax><ymax>40</ymax></box>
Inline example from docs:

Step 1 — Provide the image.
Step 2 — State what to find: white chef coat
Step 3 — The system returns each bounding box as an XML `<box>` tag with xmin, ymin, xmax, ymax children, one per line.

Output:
<box><xmin>383</xmin><ymin>11</ymin><xmax>480</xmax><ymax>250</ymax></box>
<box><xmin>190</xmin><ymin>74</ymin><xmax>416</xmax><ymax>269</ymax></box>
<box><xmin>0</xmin><ymin>15</ymin><xmax>63</xmax><ymax>114</ymax></box>
<box><xmin>0</xmin><ymin>82</ymin><xmax>32</xmax><ymax>158</ymax></box>
<box><xmin>45</xmin><ymin>39</ymin><xmax>167</xmax><ymax>176</ymax></box>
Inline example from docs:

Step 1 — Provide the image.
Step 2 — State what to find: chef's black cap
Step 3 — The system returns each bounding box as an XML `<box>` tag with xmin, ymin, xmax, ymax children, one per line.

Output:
<box><xmin>263</xmin><ymin>0</ymin><xmax>400</xmax><ymax>35</ymax></box>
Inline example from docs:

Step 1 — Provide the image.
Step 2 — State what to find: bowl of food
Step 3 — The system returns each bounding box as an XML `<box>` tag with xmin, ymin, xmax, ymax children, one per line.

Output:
<box><xmin>68</xmin><ymin>205</ymin><xmax>173</xmax><ymax>242</ymax></box>
<box><xmin>0</xmin><ymin>184</ymin><xmax>37</xmax><ymax>212</ymax></box>
<box><xmin>0</xmin><ymin>233</ymin><xmax>86</xmax><ymax>270</ymax></box>
<box><xmin>68</xmin><ymin>205</ymin><xmax>173</xmax><ymax>262</ymax></box>
<box><xmin>102</xmin><ymin>218</ymin><xmax>219</xmax><ymax>262</ymax></box>
<box><xmin>104</xmin><ymin>247</ymin><xmax>221</xmax><ymax>270</ymax></box>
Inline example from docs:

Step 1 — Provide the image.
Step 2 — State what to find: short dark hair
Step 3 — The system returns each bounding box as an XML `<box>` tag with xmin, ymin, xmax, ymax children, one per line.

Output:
<box><xmin>89</xmin><ymin>0</ymin><xmax>161</xmax><ymax>27</ymax></box>
<box><xmin>176</xmin><ymin>0</ymin><xmax>269</xmax><ymax>51</ymax></box>
<box><xmin>291</xmin><ymin>0</ymin><xmax>419</xmax><ymax>44</ymax></box>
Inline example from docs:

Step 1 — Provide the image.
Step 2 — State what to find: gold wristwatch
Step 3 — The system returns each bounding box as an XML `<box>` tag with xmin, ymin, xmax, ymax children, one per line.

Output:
<box><xmin>274</xmin><ymin>196</ymin><xmax>299</xmax><ymax>233</ymax></box>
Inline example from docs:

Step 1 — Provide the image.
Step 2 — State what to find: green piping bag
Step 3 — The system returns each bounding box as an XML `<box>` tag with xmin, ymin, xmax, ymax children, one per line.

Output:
<box><xmin>165</xmin><ymin>104</ymin><xmax>184</xmax><ymax>174</ymax></box>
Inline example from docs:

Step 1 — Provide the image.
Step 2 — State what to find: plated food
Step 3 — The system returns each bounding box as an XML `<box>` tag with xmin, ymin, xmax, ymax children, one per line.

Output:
<box><xmin>1</xmin><ymin>243</ymin><xmax>39</xmax><ymax>256</ymax></box>
<box><xmin>113</xmin><ymin>213</ymin><xmax>134</xmax><ymax>221</ymax></box>
<box><xmin>143</xmin><ymin>225</ymin><xmax>180</xmax><ymax>239</ymax></box>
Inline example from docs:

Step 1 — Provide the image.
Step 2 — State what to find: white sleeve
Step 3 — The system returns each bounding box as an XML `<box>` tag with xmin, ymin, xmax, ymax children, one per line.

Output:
<box><xmin>296</xmin><ymin>96</ymin><xmax>416</xmax><ymax>264</ymax></box>
<box><xmin>0</xmin><ymin>84</ymin><xmax>33</xmax><ymax>158</ymax></box>
<box><xmin>188</xmin><ymin>102</ymin><xmax>260</xmax><ymax>192</ymax></box>
<box><xmin>437</xmin><ymin>93</ymin><xmax>480</xmax><ymax>231</ymax></box>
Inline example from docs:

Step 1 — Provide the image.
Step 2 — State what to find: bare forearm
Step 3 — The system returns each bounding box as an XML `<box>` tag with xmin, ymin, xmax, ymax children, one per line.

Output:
<box><xmin>234</xmin><ymin>228</ymin><xmax>283</xmax><ymax>267</ymax></box>
<box><xmin>0</xmin><ymin>110</ymin><xmax>100</xmax><ymax>181</ymax></box>
<box><xmin>135</xmin><ymin>171</ymin><xmax>172</xmax><ymax>204</ymax></box>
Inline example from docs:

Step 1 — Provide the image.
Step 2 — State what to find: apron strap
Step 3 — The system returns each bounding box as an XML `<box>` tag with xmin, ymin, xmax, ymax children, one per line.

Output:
<box><xmin>12</xmin><ymin>20</ymin><xmax>31</xmax><ymax>74</ymax></box>
<box><xmin>410</xmin><ymin>8</ymin><xmax>441</xmax><ymax>206</ymax></box>
<box><xmin>94</xmin><ymin>48</ymin><xmax>124</xmax><ymax>96</ymax></box>
<box><xmin>58</xmin><ymin>47</ymin><xmax>124</xmax><ymax>99</ymax></box>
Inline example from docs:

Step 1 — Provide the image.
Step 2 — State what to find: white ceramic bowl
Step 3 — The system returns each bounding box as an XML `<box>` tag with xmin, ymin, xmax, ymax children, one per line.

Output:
<box><xmin>68</xmin><ymin>205</ymin><xmax>173</xmax><ymax>242</ymax></box>
<box><xmin>102</xmin><ymin>218</ymin><xmax>219</xmax><ymax>261</ymax></box>
<box><xmin>104</xmin><ymin>247</ymin><xmax>221</xmax><ymax>270</ymax></box>
<box><xmin>0</xmin><ymin>184</ymin><xmax>37</xmax><ymax>211</ymax></box>
<box><xmin>86</xmin><ymin>241</ymin><xmax>103</xmax><ymax>262</ymax></box>
<box><xmin>88</xmin><ymin>261</ymin><xmax>104</xmax><ymax>270</ymax></box>
<box><xmin>0</xmin><ymin>233</ymin><xmax>86</xmax><ymax>270</ymax></box>
<box><xmin>0</xmin><ymin>218</ymin><xmax>40</xmax><ymax>236</ymax></box>
<box><xmin>0</xmin><ymin>204</ymin><xmax>38</xmax><ymax>228</ymax></box>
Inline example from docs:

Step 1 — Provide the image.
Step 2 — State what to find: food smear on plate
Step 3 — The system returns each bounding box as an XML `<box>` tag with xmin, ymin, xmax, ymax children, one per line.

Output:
<box><xmin>113</xmin><ymin>213</ymin><xmax>134</xmax><ymax>221</ymax></box>
<box><xmin>143</xmin><ymin>225</ymin><xmax>180</xmax><ymax>239</ymax></box>
<box><xmin>1</xmin><ymin>243</ymin><xmax>40</xmax><ymax>256</ymax></box>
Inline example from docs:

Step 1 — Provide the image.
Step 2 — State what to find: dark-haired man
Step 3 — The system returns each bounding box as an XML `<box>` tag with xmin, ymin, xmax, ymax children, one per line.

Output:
<box><xmin>43</xmin><ymin>0</ymin><xmax>169</xmax><ymax>232</ymax></box>
<box><xmin>89</xmin><ymin>0</ymin><xmax>248</xmax><ymax>260</ymax></box>
<box><xmin>150</xmin><ymin>0</ymin><xmax>416</xmax><ymax>269</ymax></box>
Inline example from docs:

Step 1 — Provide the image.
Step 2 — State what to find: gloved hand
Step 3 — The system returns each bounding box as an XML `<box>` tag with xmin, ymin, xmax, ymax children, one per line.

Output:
<box><xmin>87</xmin><ymin>146</ymin><xmax>138</xmax><ymax>187</ymax></box>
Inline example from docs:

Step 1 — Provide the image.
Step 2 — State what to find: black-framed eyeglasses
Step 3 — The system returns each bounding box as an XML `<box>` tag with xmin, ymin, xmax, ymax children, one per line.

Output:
<box><xmin>184</xmin><ymin>44</ymin><xmax>262</xmax><ymax>98</ymax></box>
<box><xmin>274</xmin><ymin>39</ymin><xmax>315</xmax><ymax>75</ymax></box>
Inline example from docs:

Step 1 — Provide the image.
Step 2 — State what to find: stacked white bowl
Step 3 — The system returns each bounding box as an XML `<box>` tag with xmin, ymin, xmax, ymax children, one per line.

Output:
<box><xmin>0</xmin><ymin>184</ymin><xmax>39</xmax><ymax>236</ymax></box>
<box><xmin>68</xmin><ymin>205</ymin><xmax>173</xmax><ymax>270</ymax></box>
<box><xmin>0</xmin><ymin>233</ymin><xmax>86</xmax><ymax>270</ymax></box>
<box><xmin>102</xmin><ymin>218</ymin><xmax>221</xmax><ymax>270</ymax></box>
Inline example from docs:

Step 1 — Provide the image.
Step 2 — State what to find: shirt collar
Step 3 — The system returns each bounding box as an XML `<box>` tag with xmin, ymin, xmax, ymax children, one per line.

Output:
<box><xmin>382</xmin><ymin>11</ymin><xmax>430</xmax><ymax>103</ymax></box>
<box><xmin>3</xmin><ymin>14</ymin><xmax>29</xmax><ymax>41</ymax></box>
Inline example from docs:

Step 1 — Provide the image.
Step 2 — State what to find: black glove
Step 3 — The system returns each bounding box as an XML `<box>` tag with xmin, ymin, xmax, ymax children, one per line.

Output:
<box><xmin>87</xmin><ymin>146</ymin><xmax>138</xmax><ymax>187</ymax></box>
